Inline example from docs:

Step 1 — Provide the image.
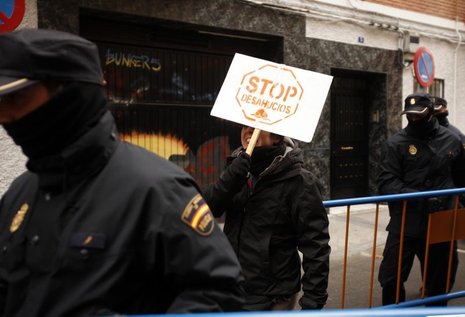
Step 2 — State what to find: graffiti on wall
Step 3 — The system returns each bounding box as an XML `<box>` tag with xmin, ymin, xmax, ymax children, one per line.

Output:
<box><xmin>100</xmin><ymin>43</ymin><xmax>230</xmax><ymax>106</ymax></box>
<box><xmin>120</xmin><ymin>132</ymin><xmax>231</xmax><ymax>187</ymax></box>
<box><xmin>105</xmin><ymin>49</ymin><xmax>162</xmax><ymax>72</ymax></box>
<box><xmin>103</xmin><ymin>43</ymin><xmax>238</xmax><ymax>185</ymax></box>
<box><xmin>0</xmin><ymin>0</ymin><xmax>25</xmax><ymax>33</ymax></box>
<box><xmin>103</xmin><ymin>48</ymin><xmax>162</xmax><ymax>105</ymax></box>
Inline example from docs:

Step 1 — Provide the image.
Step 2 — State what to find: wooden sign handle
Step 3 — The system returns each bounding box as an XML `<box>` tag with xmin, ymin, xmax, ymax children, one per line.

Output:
<box><xmin>246</xmin><ymin>128</ymin><xmax>261</xmax><ymax>156</ymax></box>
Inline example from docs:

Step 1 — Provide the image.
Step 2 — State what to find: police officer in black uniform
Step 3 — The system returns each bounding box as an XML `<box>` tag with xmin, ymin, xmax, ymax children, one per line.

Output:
<box><xmin>433</xmin><ymin>96</ymin><xmax>465</xmax><ymax>143</ymax></box>
<box><xmin>377</xmin><ymin>93</ymin><xmax>465</xmax><ymax>306</ymax></box>
<box><xmin>433</xmin><ymin>97</ymin><xmax>465</xmax><ymax>248</ymax></box>
<box><xmin>0</xmin><ymin>28</ymin><xmax>244</xmax><ymax>316</ymax></box>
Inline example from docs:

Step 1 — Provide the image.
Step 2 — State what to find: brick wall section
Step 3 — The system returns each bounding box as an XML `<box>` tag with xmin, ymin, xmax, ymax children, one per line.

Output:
<box><xmin>365</xmin><ymin>0</ymin><xmax>465</xmax><ymax>22</ymax></box>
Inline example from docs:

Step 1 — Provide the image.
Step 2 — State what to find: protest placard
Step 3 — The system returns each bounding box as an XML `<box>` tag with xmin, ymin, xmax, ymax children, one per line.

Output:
<box><xmin>211</xmin><ymin>53</ymin><xmax>332</xmax><ymax>153</ymax></box>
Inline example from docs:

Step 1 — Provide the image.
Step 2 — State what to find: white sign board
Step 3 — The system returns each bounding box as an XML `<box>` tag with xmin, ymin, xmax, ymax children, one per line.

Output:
<box><xmin>211</xmin><ymin>53</ymin><xmax>333</xmax><ymax>142</ymax></box>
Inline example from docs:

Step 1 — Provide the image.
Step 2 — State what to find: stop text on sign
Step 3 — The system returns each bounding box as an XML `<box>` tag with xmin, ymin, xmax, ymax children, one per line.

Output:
<box><xmin>235</xmin><ymin>65</ymin><xmax>303</xmax><ymax>125</ymax></box>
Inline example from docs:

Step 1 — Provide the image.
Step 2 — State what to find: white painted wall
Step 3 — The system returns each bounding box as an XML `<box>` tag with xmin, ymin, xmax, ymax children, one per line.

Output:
<box><xmin>255</xmin><ymin>0</ymin><xmax>465</xmax><ymax>130</ymax></box>
<box><xmin>0</xmin><ymin>0</ymin><xmax>37</xmax><ymax>196</ymax></box>
<box><xmin>0</xmin><ymin>129</ymin><xmax>27</xmax><ymax>195</ymax></box>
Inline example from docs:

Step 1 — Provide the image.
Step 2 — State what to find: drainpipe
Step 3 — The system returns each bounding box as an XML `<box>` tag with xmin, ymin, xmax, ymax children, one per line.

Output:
<box><xmin>348</xmin><ymin>0</ymin><xmax>357</xmax><ymax>9</ymax></box>
<box><xmin>347</xmin><ymin>0</ymin><xmax>361</xmax><ymax>10</ymax></box>
<box><xmin>452</xmin><ymin>17</ymin><xmax>462</xmax><ymax>125</ymax></box>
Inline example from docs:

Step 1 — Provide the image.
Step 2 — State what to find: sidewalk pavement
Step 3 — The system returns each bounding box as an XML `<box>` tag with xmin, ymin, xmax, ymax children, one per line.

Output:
<box><xmin>325</xmin><ymin>204</ymin><xmax>388</xmax><ymax>308</ymax></box>
<box><xmin>328</xmin><ymin>204</ymin><xmax>389</xmax><ymax>259</ymax></box>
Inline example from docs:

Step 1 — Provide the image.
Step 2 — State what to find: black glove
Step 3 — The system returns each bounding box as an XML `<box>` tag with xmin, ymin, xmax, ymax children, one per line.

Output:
<box><xmin>423</xmin><ymin>197</ymin><xmax>451</xmax><ymax>213</ymax></box>
<box><xmin>219</xmin><ymin>151</ymin><xmax>251</xmax><ymax>193</ymax></box>
<box><xmin>201</xmin><ymin>152</ymin><xmax>251</xmax><ymax>217</ymax></box>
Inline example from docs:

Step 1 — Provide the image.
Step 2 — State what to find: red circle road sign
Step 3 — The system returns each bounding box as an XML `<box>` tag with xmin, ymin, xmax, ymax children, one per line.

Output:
<box><xmin>413</xmin><ymin>47</ymin><xmax>435</xmax><ymax>87</ymax></box>
<box><xmin>0</xmin><ymin>0</ymin><xmax>25</xmax><ymax>33</ymax></box>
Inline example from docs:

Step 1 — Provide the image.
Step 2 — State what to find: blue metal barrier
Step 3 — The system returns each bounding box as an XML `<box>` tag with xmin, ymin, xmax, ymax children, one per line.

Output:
<box><xmin>323</xmin><ymin>188</ymin><xmax>465</xmax><ymax>208</ymax></box>
<box><xmin>123</xmin><ymin>306</ymin><xmax>465</xmax><ymax>316</ymax></box>
<box><xmin>322</xmin><ymin>187</ymin><xmax>465</xmax><ymax>308</ymax></box>
<box><xmin>380</xmin><ymin>290</ymin><xmax>465</xmax><ymax>308</ymax></box>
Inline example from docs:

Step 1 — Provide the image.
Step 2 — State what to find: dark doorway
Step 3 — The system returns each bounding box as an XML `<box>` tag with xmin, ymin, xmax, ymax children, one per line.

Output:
<box><xmin>330</xmin><ymin>70</ymin><xmax>372</xmax><ymax>199</ymax></box>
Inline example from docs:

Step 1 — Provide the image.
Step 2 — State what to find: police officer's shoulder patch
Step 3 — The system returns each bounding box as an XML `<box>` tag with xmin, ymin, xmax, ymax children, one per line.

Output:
<box><xmin>181</xmin><ymin>194</ymin><xmax>214</xmax><ymax>236</ymax></box>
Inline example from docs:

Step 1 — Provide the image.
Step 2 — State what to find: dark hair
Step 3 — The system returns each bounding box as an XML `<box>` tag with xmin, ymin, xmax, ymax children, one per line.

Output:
<box><xmin>271</xmin><ymin>133</ymin><xmax>284</xmax><ymax>144</ymax></box>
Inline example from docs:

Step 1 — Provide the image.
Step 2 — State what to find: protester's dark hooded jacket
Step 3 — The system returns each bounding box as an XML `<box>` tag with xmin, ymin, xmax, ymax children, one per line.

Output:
<box><xmin>204</xmin><ymin>138</ymin><xmax>330</xmax><ymax>310</ymax></box>
<box><xmin>0</xmin><ymin>84</ymin><xmax>244</xmax><ymax>316</ymax></box>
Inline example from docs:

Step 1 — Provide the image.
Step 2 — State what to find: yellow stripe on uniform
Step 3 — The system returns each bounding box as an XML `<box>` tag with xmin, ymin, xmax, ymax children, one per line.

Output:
<box><xmin>191</xmin><ymin>204</ymin><xmax>210</xmax><ymax>228</ymax></box>
<box><xmin>0</xmin><ymin>78</ymin><xmax>30</xmax><ymax>93</ymax></box>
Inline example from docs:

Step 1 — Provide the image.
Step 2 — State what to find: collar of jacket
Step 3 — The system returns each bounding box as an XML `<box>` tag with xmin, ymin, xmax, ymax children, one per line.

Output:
<box><xmin>26</xmin><ymin>111</ymin><xmax>119</xmax><ymax>192</ymax></box>
<box><xmin>260</xmin><ymin>145</ymin><xmax>303</xmax><ymax>180</ymax></box>
<box><xmin>230</xmin><ymin>137</ymin><xmax>303</xmax><ymax>180</ymax></box>
<box><xmin>405</xmin><ymin>116</ymin><xmax>440</xmax><ymax>139</ymax></box>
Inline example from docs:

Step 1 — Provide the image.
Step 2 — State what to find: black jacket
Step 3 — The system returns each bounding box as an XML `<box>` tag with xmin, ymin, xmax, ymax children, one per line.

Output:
<box><xmin>0</xmin><ymin>112</ymin><xmax>244</xmax><ymax>316</ymax></box>
<box><xmin>204</xmin><ymin>139</ymin><xmax>330</xmax><ymax>309</ymax></box>
<box><xmin>377</xmin><ymin>119</ymin><xmax>465</xmax><ymax>237</ymax></box>
<box><xmin>438</xmin><ymin>116</ymin><xmax>465</xmax><ymax>143</ymax></box>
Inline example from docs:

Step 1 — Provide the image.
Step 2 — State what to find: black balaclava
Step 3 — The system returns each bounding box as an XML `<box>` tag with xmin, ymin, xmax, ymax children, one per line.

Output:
<box><xmin>435</xmin><ymin>108</ymin><xmax>450</xmax><ymax>127</ymax></box>
<box><xmin>250</xmin><ymin>142</ymin><xmax>285</xmax><ymax>177</ymax></box>
<box><xmin>437</xmin><ymin>115</ymin><xmax>450</xmax><ymax>127</ymax></box>
<box><xmin>405</xmin><ymin>108</ymin><xmax>437</xmax><ymax>139</ymax></box>
<box><xmin>3</xmin><ymin>82</ymin><xmax>107</xmax><ymax>161</ymax></box>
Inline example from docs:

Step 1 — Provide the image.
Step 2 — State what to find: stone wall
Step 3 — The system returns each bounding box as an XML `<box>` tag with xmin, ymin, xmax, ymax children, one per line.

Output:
<box><xmin>35</xmin><ymin>0</ymin><xmax>403</xmax><ymax>199</ymax></box>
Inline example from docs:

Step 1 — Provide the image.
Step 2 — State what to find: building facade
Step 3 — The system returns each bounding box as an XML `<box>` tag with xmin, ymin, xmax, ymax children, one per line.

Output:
<box><xmin>0</xmin><ymin>0</ymin><xmax>464</xmax><ymax>200</ymax></box>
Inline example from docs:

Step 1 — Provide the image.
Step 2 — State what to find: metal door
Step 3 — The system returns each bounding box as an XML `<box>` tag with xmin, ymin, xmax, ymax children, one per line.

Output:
<box><xmin>80</xmin><ymin>15</ymin><xmax>282</xmax><ymax>186</ymax></box>
<box><xmin>330</xmin><ymin>74</ymin><xmax>369</xmax><ymax>199</ymax></box>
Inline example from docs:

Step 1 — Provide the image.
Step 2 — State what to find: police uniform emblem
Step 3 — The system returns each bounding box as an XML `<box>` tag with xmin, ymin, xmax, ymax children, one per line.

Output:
<box><xmin>181</xmin><ymin>194</ymin><xmax>214</xmax><ymax>236</ymax></box>
<box><xmin>410</xmin><ymin>98</ymin><xmax>416</xmax><ymax>105</ymax></box>
<box><xmin>10</xmin><ymin>203</ymin><xmax>29</xmax><ymax>233</ymax></box>
<box><xmin>408</xmin><ymin>144</ymin><xmax>417</xmax><ymax>155</ymax></box>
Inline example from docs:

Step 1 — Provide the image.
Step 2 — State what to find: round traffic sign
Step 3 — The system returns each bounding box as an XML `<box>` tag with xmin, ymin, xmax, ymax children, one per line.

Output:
<box><xmin>413</xmin><ymin>47</ymin><xmax>435</xmax><ymax>87</ymax></box>
<box><xmin>0</xmin><ymin>0</ymin><xmax>25</xmax><ymax>33</ymax></box>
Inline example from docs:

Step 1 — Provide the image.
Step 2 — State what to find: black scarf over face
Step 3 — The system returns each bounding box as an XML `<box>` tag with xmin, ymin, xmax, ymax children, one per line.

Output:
<box><xmin>4</xmin><ymin>83</ymin><xmax>107</xmax><ymax>161</ymax></box>
<box><xmin>435</xmin><ymin>111</ymin><xmax>450</xmax><ymax>127</ymax></box>
<box><xmin>405</xmin><ymin>110</ymin><xmax>437</xmax><ymax>139</ymax></box>
<box><xmin>250</xmin><ymin>142</ymin><xmax>286</xmax><ymax>177</ymax></box>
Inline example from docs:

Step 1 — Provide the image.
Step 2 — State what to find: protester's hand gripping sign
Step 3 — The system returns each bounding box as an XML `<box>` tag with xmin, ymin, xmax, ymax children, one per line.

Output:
<box><xmin>211</xmin><ymin>53</ymin><xmax>333</xmax><ymax>155</ymax></box>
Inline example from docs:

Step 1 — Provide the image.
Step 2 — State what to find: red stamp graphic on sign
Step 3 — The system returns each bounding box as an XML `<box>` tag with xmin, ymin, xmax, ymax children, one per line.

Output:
<box><xmin>235</xmin><ymin>64</ymin><xmax>304</xmax><ymax>125</ymax></box>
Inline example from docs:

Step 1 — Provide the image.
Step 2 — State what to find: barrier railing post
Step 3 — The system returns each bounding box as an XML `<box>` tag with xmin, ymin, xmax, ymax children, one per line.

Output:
<box><xmin>446</xmin><ymin>195</ymin><xmax>460</xmax><ymax>293</ymax></box>
<box><xmin>422</xmin><ymin>214</ymin><xmax>432</xmax><ymax>299</ymax></box>
<box><xmin>341</xmin><ymin>205</ymin><xmax>351</xmax><ymax>308</ymax></box>
<box><xmin>396</xmin><ymin>200</ymin><xmax>408</xmax><ymax>304</ymax></box>
<box><xmin>368</xmin><ymin>203</ymin><xmax>380</xmax><ymax>308</ymax></box>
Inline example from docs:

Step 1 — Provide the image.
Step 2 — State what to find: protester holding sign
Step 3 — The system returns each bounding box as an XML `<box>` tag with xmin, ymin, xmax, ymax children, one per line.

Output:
<box><xmin>203</xmin><ymin>125</ymin><xmax>330</xmax><ymax>310</ymax></box>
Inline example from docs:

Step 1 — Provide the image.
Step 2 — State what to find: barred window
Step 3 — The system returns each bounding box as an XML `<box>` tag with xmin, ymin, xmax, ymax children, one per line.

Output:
<box><xmin>413</xmin><ymin>78</ymin><xmax>444</xmax><ymax>97</ymax></box>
